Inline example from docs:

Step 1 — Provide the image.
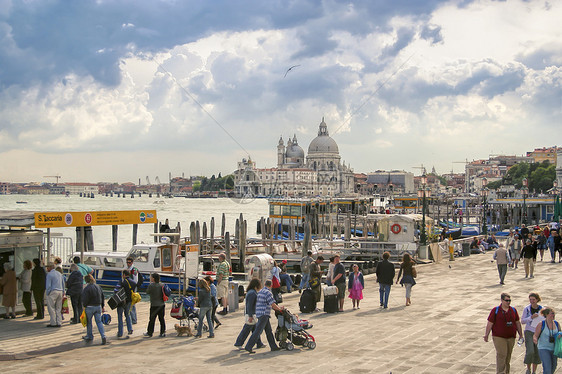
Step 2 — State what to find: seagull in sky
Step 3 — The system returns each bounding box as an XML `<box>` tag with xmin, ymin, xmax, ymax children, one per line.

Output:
<box><xmin>283</xmin><ymin>64</ymin><xmax>301</xmax><ymax>78</ymax></box>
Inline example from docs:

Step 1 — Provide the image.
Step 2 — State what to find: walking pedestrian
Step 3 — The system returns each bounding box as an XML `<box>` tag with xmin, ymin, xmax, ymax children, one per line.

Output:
<box><xmin>537</xmin><ymin>232</ymin><xmax>547</xmax><ymax>261</ymax></box>
<box><xmin>234</xmin><ymin>279</ymin><xmax>265</xmax><ymax>349</ymax></box>
<box><xmin>493</xmin><ymin>244</ymin><xmax>511</xmax><ymax>285</ymax></box>
<box><xmin>18</xmin><ymin>260</ymin><xmax>33</xmax><ymax>316</ymax></box>
<box><xmin>396</xmin><ymin>253</ymin><xmax>416</xmax><ymax>306</ymax></box>
<box><xmin>521</xmin><ymin>239</ymin><xmax>537</xmax><ymax>278</ymax></box>
<box><xmin>125</xmin><ymin>256</ymin><xmax>141</xmax><ymax>324</ymax></box>
<box><xmin>483</xmin><ymin>293</ymin><xmax>523</xmax><ymax>374</ymax></box>
<box><xmin>205</xmin><ymin>275</ymin><xmax>221</xmax><ymax>329</ymax></box>
<box><xmin>1</xmin><ymin>263</ymin><xmax>17</xmax><ymax>319</ymax></box>
<box><xmin>547</xmin><ymin>230</ymin><xmax>557</xmax><ymax>262</ymax></box>
<box><xmin>45</xmin><ymin>262</ymin><xmax>65</xmax><ymax>327</ymax></box>
<box><xmin>144</xmin><ymin>273</ymin><xmax>166</xmax><ymax>338</ymax></box>
<box><xmin>216</xmin><ymin>253</ymin><xmax>230</xmax><ymax>315</ymax></box>
<box><xmin>81</xmin><ymin>274</ymin><xmax>107</xmax><ymax>345</ymax></box>
<box><xmin>299</xmin><ymin>251</ymin><xmax>313</xmax><ymax>291</ymax></box>
<box><xmin>66</xmin><ymin>263</ymin><xmax>84</xmax><ymax>324</ymax></box>
<box><xmin>115</xmin><ymin>270</ymin><xmax>136</xmax><ymax>339</ymax></box>
<box><xmin>533</xmin><ymin>307</ymin><xmax>560</xmax><ymax>374</ymax></box>
<box><xmin>376</xmin><ymin>251</ymin><xmax>395</xmax><ymax>309</ymax></box>
<box><xmin>512</xmin><ymin>231</ymin><xmax>522</xmax><ymax>269</ymax></box>
<box><xmin>521</xmin><ymin>292</ymin><xmax>543</xmax><ymax>374</ymax></box>
<box><xmin>31</xmin><ymin>258</ymin><xmax>46</xmax><ymax>320</ymax></box>
<box><xmin>194</xmin><ymin>279</ymin><xmax>214</xmax><ymax>338</ymax></box>
<box><xmin>244</xmin><ymin>279</ymin><xmax>283</xmax><ymax>353</ymax></box>
<box><xmin>348</xmin><ymin>264</ymin><xmax>364</xmax><ymax>310</ymax></box>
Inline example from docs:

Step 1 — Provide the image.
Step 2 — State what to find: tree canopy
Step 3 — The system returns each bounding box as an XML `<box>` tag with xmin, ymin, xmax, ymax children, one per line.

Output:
<box><xmin>488</xmin><ymin>161</ymin><xmax>556</xmax><ymax>192</ymax></box>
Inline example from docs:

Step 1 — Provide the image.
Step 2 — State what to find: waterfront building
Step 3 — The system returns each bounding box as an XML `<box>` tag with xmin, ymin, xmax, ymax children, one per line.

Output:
<box><xmin>63</xmin><ymin>182</ymin><xmax>99</xmax><ymax>195</ymax></box>
<box><xmin>233</xmin><ymin>118</ymin><xmax>354</xmax><ymax>197</ymax></box>
<box><xmin>557</xmin><ymin>149</ymin><xmax>562</xmax><ymax>187</ymax></box>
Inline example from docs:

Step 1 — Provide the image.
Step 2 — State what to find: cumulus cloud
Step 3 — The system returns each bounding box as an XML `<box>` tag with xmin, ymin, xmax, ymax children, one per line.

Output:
<box><xmin>0</xmin><ymin>0</ymin><xmax>561</xmax><ymax>181</ymax></box>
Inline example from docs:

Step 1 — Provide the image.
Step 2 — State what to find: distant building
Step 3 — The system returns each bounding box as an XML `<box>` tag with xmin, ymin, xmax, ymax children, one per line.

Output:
<box><xmin>526</xmin><ymin>146</ymin><xmax>558</xmax><ymax>164</ymax></box>
<box><xmin>234</xmin><ymin>118</ymin><xmax>355</xmax><ymax>197</ymax></box>
<box><xmin>0</xmin><ymin>182</ymin><xmax>9</xmax><ymax>194</ymax></box>
<box><xmin>557</xmin><ymin>149</ymin><xmax>562</xmax><ymax>187</ymax></box>
<box><xmin>366</xmin><ymin>171</ymin><xmax>414</xmax><ymax>194</ymax></box>
<box><xmin>465</xmin><ymin>155</ymin><xmax>533</xmax><ymax>193</ymax></box>
<box><xmin>64</xmin><ymin>183</ymin><xmax>99</xmax><ymax>195</ymax></box>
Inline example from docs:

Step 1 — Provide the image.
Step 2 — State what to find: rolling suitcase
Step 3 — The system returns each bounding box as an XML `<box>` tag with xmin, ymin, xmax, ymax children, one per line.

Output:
<box><xmin>299</xmin><ymin>288</ymin><xmax>316</xmax><ymax>313</ymax></box>
<box><xmin>324</xmin><ymin>294</ymin><xmax>338</xmax><ymax>313</ymax></box>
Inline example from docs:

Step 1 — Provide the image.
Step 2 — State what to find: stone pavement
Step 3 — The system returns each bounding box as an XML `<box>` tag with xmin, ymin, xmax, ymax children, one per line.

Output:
<box><xmin>2</xmin><ymin>251</ymin><xmax>561</xmax><ymax>374</ymax></box>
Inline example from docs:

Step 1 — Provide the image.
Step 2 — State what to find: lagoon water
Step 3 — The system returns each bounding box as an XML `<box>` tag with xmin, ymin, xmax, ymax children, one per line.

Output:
<box><xmin>0</xmin><ymin>194</ymin><xmax>268</xmax><ymax>252</ymax></box>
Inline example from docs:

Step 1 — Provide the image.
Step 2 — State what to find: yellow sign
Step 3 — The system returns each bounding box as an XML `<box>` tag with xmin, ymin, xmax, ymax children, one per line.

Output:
<box><xmin>34</xmin><ymin>210</ymin><xmax>158</xmax><ymax>228</ymax></box>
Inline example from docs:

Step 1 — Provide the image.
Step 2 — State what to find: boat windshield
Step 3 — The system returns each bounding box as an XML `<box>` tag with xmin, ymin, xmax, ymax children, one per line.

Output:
<box><xmin>130</xmin><ymin>247</ymin><xmax>150</xmax><ymax>262</ymax></box>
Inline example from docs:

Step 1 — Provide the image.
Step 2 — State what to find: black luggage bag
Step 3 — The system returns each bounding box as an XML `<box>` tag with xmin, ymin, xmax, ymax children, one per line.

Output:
<box><xmin>299</xmin><ymin>288</ymin><xmax>316</xmax><ymax>313</ymax></box>
<box><xmin>324</xmin><ymin>294</ymin><xmax>338</xmax><ymax>313</ymax></box>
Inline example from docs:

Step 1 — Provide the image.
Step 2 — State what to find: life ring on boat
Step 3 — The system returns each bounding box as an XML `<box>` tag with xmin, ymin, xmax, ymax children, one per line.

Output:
<box><xmin>391</xmin><ymin>224</ymin><xmax>402</xmax><ymax>234</ymax></box>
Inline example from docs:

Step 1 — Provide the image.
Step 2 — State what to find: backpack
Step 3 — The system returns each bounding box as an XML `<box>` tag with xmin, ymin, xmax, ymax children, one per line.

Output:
<box><xmin>162</xmin><ymin>284</ymin><xmax>171</xmax><ymax>302</ymax></box>
<box><xmin>539</xmin><ymin>320</ymin><xmax>561</xmax><ymax>337</ymax></box>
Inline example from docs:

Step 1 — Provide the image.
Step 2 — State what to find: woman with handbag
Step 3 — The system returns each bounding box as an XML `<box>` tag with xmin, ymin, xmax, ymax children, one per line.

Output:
<box><xmin>396</xmin><ymin>253</ymin><xmax>416</xmax><ymax>306</ymax></box>
<box><xmin>533</xmin><ymin>307</ymin><xmax>561</xmax><ymax>374</ymax></box>
<box><xmin>234</xmin><ymin>279</ymin><xmax>265</xmax><ymax>349</ymax></box>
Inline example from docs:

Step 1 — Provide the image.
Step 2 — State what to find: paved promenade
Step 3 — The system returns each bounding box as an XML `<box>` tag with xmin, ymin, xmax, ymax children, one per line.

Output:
<box><xmin>2</xmin><ymin>251</ymin><xmax>561</xmax><ymax>373</ymax></box>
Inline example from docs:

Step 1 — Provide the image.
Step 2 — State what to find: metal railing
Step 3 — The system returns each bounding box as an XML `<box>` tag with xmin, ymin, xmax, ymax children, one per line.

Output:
<box><xmin>43</xmin><ymin>236</ymin><xmax>74</xmax><ymax>262</ymax></box>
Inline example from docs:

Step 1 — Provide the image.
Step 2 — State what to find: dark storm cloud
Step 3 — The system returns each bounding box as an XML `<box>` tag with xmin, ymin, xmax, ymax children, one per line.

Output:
<box><xmin>1</xmin><ymin>0</ymin><xmax>457</xmax><ymax>89</ymax></box>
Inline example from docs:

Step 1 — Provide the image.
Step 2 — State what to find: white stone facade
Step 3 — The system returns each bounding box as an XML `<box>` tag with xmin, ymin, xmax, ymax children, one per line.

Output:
<box><xmin>234</xmin><ymin>118</ymin><xmax>354</xmax><ymax>197</ymax></box>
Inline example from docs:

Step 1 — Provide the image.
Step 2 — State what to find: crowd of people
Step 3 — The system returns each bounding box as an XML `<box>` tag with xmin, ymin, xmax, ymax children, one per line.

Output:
<box><xmin>492</xmin><ymin>222</ymin><xmax>562</xmax><ymax>285</ymax></box>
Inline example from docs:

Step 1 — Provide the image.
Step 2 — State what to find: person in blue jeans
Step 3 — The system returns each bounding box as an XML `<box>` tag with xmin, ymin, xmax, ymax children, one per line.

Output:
<box><xmin>195</xmin><ymin>279</ymin><xmax>214</xmax><ymax>338</ymax></box>
<box><xmin>116</xmin><ymin>270</ymin><xmax>136</xmax><ymax>339</ymax></box>
<box><xmin>81</xmin><ymin>274</ymin><xmax>106</xmax><ymax>345</ymax></box>
<box><xmin>375</xmin><ymin>252</ymin><xmax>395</xmax><ymax>309</ymax></box>
<box><xmin>299</xmin><ymin>251</ymin><xmax>313</xmax><ymax>291</ymax></box>
<box><xmin>245</xmin><ymin>280</ymin><xmax>283</xmax><ymax>353</ymax></box>
<box><xmin>234</xmin><ymin>279</ymin><xmax>264</xmax><ymax>349</ymax></box>
<box><xmin>279</xmin><ymin>260</ymin><xmax>294</xmax><ymax>293</ymax></box>
<box><xmin>533</xmin><ymin>307</ymin><xmax>560</xmax><ymax>374</ymax></box>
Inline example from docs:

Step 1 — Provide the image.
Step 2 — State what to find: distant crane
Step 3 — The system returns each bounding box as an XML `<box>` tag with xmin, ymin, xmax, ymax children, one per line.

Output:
<box><xmin>44</xmin><ymin>175</ymin><xmax>62</xmax><ymax>184</ymax></box>
<box><xmin>155</xmin><ymin>176</ymin><xmax>161</xmax><ymax>185</ymax></box>
<box><xmin>146</xmin><ymin>176</ymin><xmax>151</xmax><ymax>185</ymax></box>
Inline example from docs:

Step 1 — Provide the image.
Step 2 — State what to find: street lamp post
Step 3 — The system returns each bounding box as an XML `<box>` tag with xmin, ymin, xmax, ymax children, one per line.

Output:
<box><xmin>417</xmin><ymin>174</ymin><xmax>429</xmax><ymax>246</ymax></box>
<box><xmin>522</xmin><ymin>177</ymin><xmax>529</xmax><ymax>225</ymax></box>
<box><xmin>481</xmin><ymin>177</ymin><xmax>488</xmax><ymax>235</ymax></box>
<box><xmin>553</xmin><ymin>180</ymin><xmax>559</xmax><ymax>221</ymax></box>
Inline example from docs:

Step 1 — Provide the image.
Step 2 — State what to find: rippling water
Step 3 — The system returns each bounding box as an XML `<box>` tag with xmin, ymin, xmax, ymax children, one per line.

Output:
<box><xmin>0</xmin><ymin>194</ymin><xmax>268</xmax><ymax>252</ymax></box>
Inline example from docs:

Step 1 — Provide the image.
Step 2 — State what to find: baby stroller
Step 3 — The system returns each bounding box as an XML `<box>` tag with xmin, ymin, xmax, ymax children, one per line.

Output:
<box><xmin>170</xmin><ymin>295</ymin><xmax>208</xmax><ymax>331</ymax></box>
<box><xmin>275</xmin><ymin>308</ymin><xmax>316</xmax><ymax>350</ymax></box>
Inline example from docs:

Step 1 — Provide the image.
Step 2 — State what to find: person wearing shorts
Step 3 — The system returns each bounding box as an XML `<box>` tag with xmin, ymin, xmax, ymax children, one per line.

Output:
<box><xmin>216</xmin><ymin>253</ymin><xmax>230</xmax><ymax>315</ymax></box>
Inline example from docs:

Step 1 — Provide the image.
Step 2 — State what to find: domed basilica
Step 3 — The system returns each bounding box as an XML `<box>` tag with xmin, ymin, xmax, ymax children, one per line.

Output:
<box><xmin>234</xmin><ymin>118</ymin><xmax>354</xmax><ymax>197</ymax></box>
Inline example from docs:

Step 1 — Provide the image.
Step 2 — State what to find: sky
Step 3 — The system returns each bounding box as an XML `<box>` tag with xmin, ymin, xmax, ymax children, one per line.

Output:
<box><xmin>0</xmin><ymin>0</ymin><xmax>560</xmax><ymax>184</ymax></box>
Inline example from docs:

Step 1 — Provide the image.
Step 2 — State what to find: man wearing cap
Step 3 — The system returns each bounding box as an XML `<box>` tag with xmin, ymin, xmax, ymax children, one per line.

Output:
<box><xmin>216</xmin><ymin>253</ymin><xmax>230</xmax><ymax>315</ymax></box>
<box><xmin>45</xmin><ymin>262</ymin><xmax>65</xmax><ymax>327</ymax></box>
<box><xmin>279</xmin><ymin>259</ymin><xmax>293</xmax><ymax>293</ymax></box>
